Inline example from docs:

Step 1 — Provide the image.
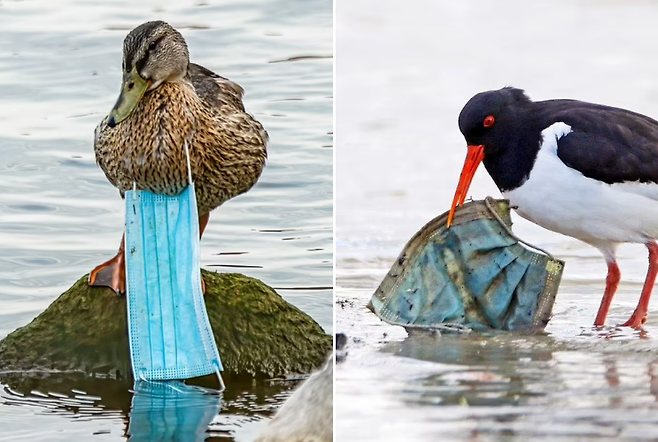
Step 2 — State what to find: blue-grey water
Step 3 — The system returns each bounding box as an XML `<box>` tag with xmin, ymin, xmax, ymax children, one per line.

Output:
<box><xmin>0</xmin><ymin>0</ymin><xmax>332</xmax><ymax>440</ymax></box>
<box><xmin>337</xmin><ymin>1</ymin><xmax>658</xmax><ymax>441</ymax></box>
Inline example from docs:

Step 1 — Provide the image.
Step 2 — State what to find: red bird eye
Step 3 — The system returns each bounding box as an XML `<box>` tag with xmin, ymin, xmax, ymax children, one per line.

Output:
<box><xmin>483</xmin><ymin>115</ymin><xmax>495</xmax><ymax>128</ymax></box>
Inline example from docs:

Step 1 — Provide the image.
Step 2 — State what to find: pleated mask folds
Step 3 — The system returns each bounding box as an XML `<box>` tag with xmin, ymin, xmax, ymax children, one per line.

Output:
<box><xmin>368</xmin><ymin>198</ymin><xmax>564</xmax><ymax>332</ymax></box>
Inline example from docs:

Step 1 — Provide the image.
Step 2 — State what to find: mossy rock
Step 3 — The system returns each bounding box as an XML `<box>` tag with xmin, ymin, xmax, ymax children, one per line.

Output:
<box><xmin>0</xmin><ymin>270</ymin><xmax>331</xmax><ymax>378</ymax></box>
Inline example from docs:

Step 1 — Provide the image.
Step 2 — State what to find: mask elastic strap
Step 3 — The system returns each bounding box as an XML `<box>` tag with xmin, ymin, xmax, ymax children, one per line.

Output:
<box><xmin>184</xmin><ymin>140</ymin><xmax>193</xmax><ymax>185</ymax></box>
<box><xmin>484</xmin><ymin>196</ymin><xmax>555</xmax><ymax>259</ymax></box>
<box><xmin>185</xmin><ymin>137</ymin><xmax>222</xmax><ymax>390</ymax></box>
<box><xmin>215</xmin><ymin>366</ymin><xmax>226</xmax><ymax>392</ymax></box>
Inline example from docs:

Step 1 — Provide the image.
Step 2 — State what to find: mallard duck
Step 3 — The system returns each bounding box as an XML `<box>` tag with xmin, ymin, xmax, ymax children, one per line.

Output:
<box><xmin>89</xmin><ymin>20</ymin><xmax>268</xmax><ymax>294</ymax></box>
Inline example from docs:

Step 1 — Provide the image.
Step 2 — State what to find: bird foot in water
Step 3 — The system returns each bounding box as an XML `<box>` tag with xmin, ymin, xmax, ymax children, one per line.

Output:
<box><xmin>620</xmin><ymin>311</ymin><xmax>647</xmax><ymax>329</ymax></box>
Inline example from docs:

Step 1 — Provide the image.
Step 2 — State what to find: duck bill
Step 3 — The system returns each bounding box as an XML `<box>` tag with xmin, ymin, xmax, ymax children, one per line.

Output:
<box><xmin>107</xmin><ymin>67</ymin><xmax>151</xmax><ymax>128</ymax></box>
<box><xmin>446</xmin><ymin>144</ymin><xmax>485</xmax><ymax>227</ymax></box>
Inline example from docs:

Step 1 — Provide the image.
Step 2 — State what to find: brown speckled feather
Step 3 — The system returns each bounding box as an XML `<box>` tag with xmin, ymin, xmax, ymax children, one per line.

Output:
<box><xmin>94</xmin><ymin>63</ymin><xmax>268</xmax><ymax>215</ymax></box>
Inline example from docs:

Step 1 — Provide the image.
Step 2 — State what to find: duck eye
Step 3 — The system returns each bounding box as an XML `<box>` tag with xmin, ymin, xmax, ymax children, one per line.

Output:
<box><xmin>483</xmin><ymin>115</ymin><xmax>495</xmax><ymax>128</ymax></box>
<box><xmin>148</xmin><ymin>41</ymin><xmax>157</xmax><ymax>51</ymax></box>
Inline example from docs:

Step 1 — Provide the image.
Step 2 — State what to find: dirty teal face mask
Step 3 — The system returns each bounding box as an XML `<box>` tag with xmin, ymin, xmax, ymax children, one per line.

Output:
<box><xmin>368</xmin><ymin>198</ymin><xmax>565</xmax><ymax>332</ymax></box>
<box><xmin>124</xmin><ymin>144</ymin><xmax>224</xmax><ymax>386</ymax></box>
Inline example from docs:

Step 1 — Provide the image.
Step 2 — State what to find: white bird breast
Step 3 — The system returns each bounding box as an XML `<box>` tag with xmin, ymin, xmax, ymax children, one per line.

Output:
<box><xmin>502</xmin><ymin>122</ymin><xmax>658</xmax><ymax>252</ymax></box>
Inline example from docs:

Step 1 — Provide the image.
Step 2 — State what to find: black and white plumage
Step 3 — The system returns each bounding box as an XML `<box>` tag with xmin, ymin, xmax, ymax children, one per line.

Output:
<box><xmin>449</xmin><ymin>87</ymin><xmax>658</xmax><ymax>328</ymax></box>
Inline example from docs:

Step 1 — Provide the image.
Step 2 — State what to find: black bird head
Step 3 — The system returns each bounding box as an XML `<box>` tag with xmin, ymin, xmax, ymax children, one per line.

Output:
<box><xmin>448</xmin><ymin>87</ymin><xmax>534</xmax><ymax>226</ymax></box>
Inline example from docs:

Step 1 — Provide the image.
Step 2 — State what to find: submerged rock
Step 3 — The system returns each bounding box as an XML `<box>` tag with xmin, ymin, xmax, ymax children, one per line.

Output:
<box><xmin>0</xmin><ymin>270</ymin><xmax>331</xmax><ymax>378</ymax></box>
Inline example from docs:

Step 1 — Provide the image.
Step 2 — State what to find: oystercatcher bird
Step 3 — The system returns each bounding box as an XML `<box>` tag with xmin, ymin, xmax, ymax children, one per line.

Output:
<box><xmin>448</xmin><ymin>87</ymin><xmax>658</xmax><ymax>328</ymax></box>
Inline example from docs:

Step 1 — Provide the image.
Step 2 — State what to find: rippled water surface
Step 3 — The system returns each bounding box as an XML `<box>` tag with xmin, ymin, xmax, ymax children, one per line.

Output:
<box><xmin>337</xmin><ymin>1</ymin><xmax>658</xmax><ymax>441</ymax></box>
<box><xmin>0</xmin><ymin>0</ymin><xmax>332</xmax><ymax>440</ymax></box>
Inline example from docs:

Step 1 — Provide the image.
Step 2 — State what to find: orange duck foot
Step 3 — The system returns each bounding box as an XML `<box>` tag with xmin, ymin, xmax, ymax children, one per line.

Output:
<box><xmin>88</xmin><ymin>250</ymin><xmax>126</xmax><ymax>296</ymax></box>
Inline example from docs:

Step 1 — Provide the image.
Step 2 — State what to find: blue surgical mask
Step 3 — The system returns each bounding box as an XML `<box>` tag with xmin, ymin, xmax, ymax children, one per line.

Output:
<box><xmin>124</xmin><ymin>143</ymin><xmax>224</xmax><ymax>387</ymax></box>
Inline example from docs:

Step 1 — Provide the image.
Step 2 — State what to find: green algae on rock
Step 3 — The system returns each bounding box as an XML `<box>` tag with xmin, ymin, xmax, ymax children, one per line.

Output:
<box><xmin>0</xmin><ymin>270</ymin><xmax>331</xmax><ymax>378</ymax></box>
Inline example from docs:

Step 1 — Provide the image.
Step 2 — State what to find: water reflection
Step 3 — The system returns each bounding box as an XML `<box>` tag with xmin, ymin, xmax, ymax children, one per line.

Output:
<box><xmin>362</xmin><ymin>331</ymin><xmax>658</xmax><ymax>440</ymax></box>
<box><xmin>0</xmin><ymin>373</ymin><xmax>299</xmax><ymax>441</ymax></box>
<box><xmin>128</xmin><ymin>381</ymin><xmax>221</xmax><ymax>442</ymax></box>
<box><xmin>381</xmin><ymin>333</ymin><xmax>557</xmax><ymax>407</ymax></box>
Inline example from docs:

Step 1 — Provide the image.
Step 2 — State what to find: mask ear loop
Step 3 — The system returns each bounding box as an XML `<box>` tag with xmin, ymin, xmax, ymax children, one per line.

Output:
<box><xmin>215</xmin><ymin>366</ymin><xmax>226</xmax><ymax>392</ymax></box>
<box><xmin>484</xmin><ymin>196</ymin><xmax>555</xmax><ymax>259</ymax></box>
<box><xmin>185</xmin><ymin>140</ymin><xmax>225</xmax><ymax>392</ymax></box>
<box><xmin>184</xmin><ymin>140</ymin><xmax>193</xmax><ymax>185</ymax></box>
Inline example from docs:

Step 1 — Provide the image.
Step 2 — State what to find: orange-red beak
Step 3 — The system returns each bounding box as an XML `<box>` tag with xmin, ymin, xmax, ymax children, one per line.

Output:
<box><xmin>447</xmin><ymin>145</ymin><xmax>485</xmax><ymax>227</ymax></box>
